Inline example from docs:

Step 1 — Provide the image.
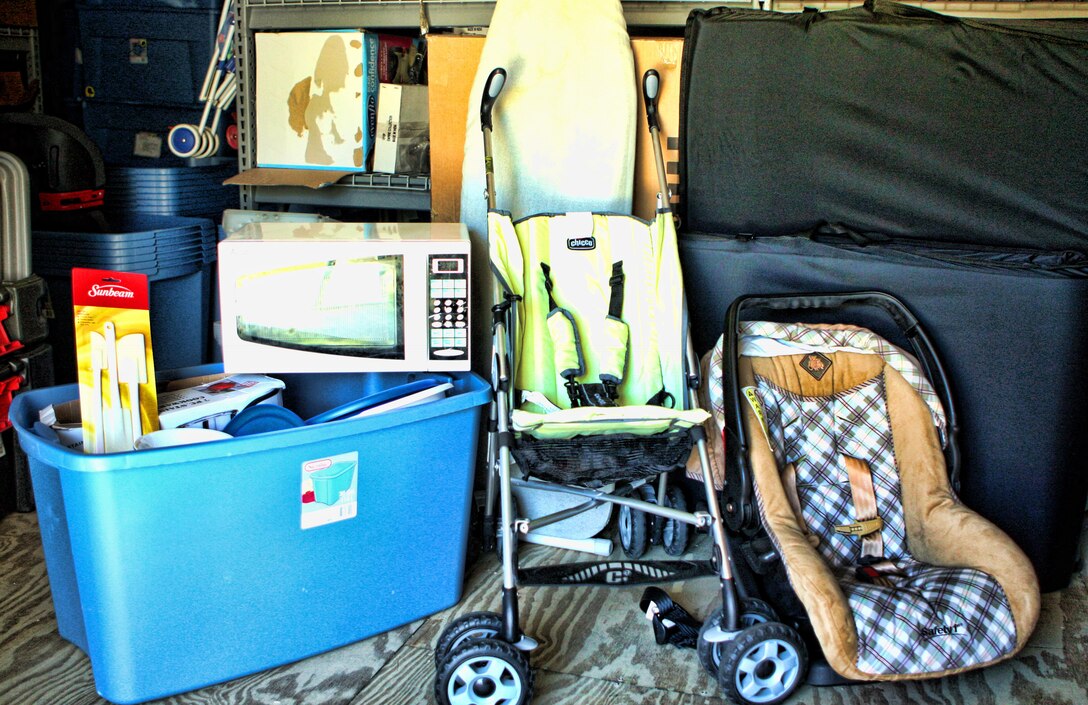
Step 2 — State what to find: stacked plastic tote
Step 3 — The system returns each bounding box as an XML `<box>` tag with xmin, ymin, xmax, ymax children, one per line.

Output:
<box><xmin>104</xmin><ymin>160</ymin><xmax>239</xmax><ymax>221</ymax></box>
<box><xmin>34</xmin><ymin>213</ymin><xmax>217</xmax><ymax>384</ymax></box>
<box><xmin>0</xmin><ymin>153</ymin><xmax>54</xmax><ymax>515</ymax></box>
<box><xmin>77</xmin><ymin>0</ymin><xmax>224</xmax><ymax>164</ymax></box>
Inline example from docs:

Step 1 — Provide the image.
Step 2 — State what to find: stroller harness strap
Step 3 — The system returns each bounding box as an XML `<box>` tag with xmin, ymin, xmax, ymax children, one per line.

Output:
<box><xmin>781</xmin><ymin>462</ymin><xmax>818</xmax><ymax>548</ymax></box>
<box><xmin>540</xmin><ymin>260</ymin><xmax>629</xmax><ymax>407</ymax></box>
<box><xmin>837</xmin><ymin>456</ymin><xmax>886</xmax><ymax>562</ymax></box>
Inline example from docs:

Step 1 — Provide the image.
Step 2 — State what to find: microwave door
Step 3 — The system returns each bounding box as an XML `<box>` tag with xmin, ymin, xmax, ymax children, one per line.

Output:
<box><xmin>235</xmin><ymin>258</ymin><xmax>404</xmax><ymax>358</ymax></box>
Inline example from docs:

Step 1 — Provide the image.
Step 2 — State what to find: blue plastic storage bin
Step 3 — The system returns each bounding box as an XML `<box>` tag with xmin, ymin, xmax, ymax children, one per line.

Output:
<box><xmin>77</xmin><ymin>4</ymin><xmax>219</xmax><ymax>106</ymax></box>
<box><xmin>11</xmin><ymin>365</ymin><xmax>490</xmax><ymax>704</ymax></box>
<box><xmin>43</xmin><ymin>265</ymin><xmax>212</xmax><ymax>385</ymax></box>
<box><xmin>34</xmin><ymin>213</ymin><xmax>216</xmax><ymax>382</ymax></box>
<box><xmin>104</xmin><ymin>160</ymin><xmax>239</xmax><ymax>219</ymax></box>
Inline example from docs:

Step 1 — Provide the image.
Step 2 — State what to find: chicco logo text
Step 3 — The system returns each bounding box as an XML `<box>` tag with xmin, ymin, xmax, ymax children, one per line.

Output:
<box><xmin>88</xmin><ymin>284</ymin><xmax>134</xmax><ymax>299</ymax></box>
<box><xmin>567</xmin><ymin>237</ymin><xmax>596</xmax><ymax>251</ymax></box>
<box><xmin>920</xmin><ymin>623</ymin><xmax>962</xmax><ymax>638</ymax></box>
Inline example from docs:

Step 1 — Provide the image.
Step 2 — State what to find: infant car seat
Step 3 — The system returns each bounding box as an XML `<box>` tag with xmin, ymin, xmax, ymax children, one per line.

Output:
<box><xmin>718</xmin><ymin>293</ymin><xmax>1039</xmax><ymax>686</ymax></box>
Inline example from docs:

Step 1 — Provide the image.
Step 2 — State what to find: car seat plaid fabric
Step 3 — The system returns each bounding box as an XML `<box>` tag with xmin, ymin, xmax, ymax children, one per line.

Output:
<box><xmin>741</xmin><ymin>321</ymin><xmax>947</xmax><ymax>446</ymax></box>
<box><xmin>753</xmin><ymin>372</ymin><xmax>1017</xmax><ymax>675</ymax></box>
<box><xmin>840</xmin><ymin>564</ymin><xmax>1017</xmax><ymax>675</ymax></box>
<box><xmin>756</xmin><ymin>374</ymin><xmax>910</xmax><ymax>567</ymax></box>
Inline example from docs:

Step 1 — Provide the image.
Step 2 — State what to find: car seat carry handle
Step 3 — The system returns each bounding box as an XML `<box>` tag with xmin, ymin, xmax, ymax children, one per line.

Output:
<box><xmin>480</xmin><ymin>68</ymin><xmax>507</xmax><ymax>210</ymax></box>
<box><xmin>724</xmin><ymin>292</ymin><xmax>961</xmax><ymax>526</ymax></box>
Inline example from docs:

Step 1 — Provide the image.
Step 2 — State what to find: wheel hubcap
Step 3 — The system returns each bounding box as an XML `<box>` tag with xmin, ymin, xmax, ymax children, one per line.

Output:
<box><xmin>735</xmin><ymin>639</ymin><xmax>800</xmax><ymax>703</ymax></box>
<box><xmin>449</xmin><ymin>655</ymin><xmax>523</xmax><ymax>705</ymax></box>
<box><xmin>619</xmin><ymin>507</ymin><xmax>632</xmax><ymax>545</ymax></box>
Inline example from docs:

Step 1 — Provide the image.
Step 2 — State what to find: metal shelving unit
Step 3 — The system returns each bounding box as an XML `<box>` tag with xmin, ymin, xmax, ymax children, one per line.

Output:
<box><xmin>234</xmin><ymin>0</ymin><xmax>1088</xmax><ymax>212</ymax></box>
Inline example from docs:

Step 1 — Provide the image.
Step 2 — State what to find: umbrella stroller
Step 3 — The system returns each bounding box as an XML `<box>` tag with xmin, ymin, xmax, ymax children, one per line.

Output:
<box><xmin>431</xmin><ymin>68</ymin><xmax>810</xmax><ymax>705</ymax></box>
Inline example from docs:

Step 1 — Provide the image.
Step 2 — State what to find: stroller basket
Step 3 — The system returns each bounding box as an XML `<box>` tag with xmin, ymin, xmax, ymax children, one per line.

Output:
<box><xmin>513</xmin><ymin>429</ymin><xmax>693</xmax><ymax>488</ymax></box>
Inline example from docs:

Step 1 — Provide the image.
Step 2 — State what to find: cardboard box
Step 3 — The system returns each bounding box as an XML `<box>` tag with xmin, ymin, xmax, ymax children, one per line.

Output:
<box><xmin>374</xmin><ymin>84</ymin><xmax>429</xmax><ymax>174</ymax></box>
<box><xmin>426</xmin><ymin>36</ymin><xmax>683</xmax><ymax>223</ymax></box>
<box><xmin>157</xmin><ymin>374</ymin><xmax>286</xmax><ymax>431</ymax></box>
<box><xmin>254</xmin><ymin>31</ymin><xmax>379</xmax><ymax>171</ymax></box>
<box><xmin>427</xmin><ymin>35</ymin><xmax>485</xmax><ymax>223</ymax></box>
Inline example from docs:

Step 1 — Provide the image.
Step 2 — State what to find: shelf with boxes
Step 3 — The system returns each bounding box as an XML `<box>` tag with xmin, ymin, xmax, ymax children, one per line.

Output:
<box><xmin>233</xmin><ymin>0</ymin><xmax>447</xmax><ymax>212</ymax></box>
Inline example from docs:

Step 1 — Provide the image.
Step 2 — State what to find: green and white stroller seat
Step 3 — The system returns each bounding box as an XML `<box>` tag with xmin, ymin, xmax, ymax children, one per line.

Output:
<box><xmin>489</xmin><ymin>208</ymin><xmax>708</xmax><ymax>486</ymax></box>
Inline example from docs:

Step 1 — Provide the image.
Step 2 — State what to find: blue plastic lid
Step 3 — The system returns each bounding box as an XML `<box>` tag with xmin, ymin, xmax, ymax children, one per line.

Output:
<box><xmin>223</xmin><ymin>405</ymin><xmax>305</xmax><ymax>437</ymax></box>
<box><xmin>305</xmin><ymin>379</ymin><xmax>441</xmax><ymax>425</ymax></box>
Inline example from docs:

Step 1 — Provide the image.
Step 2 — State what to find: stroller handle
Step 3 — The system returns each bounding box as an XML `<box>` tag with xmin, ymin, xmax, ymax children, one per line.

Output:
<box><xmin>480</xmin><ymin>68</ymin><xmax>507</xmax><ymax>211</ymax></box>
<box><xmin>722</xmin><ymin>291</ymin><xmax>961</xmax><ymax>534</ymax></box>
<box><xmin>481</xmin><ymin>68</ymin><xmax>507</xmax><ymax>132</ymax></box>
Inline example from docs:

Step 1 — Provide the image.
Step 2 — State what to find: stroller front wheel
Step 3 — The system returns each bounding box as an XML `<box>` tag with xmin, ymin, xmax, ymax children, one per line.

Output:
<box><xmin>697</xmin><ymin>599</ymin><xmax>779</xmax><ymax>676</ymax></box>
<box><xmin>717</xmin><ymin>622</ymin><xmax>807</xmax><ymax>705</ymax></box>
<box><xmin>435</xmin><ymin>637</ymin><xmax>534</xmax><ymax>705</ymax></box>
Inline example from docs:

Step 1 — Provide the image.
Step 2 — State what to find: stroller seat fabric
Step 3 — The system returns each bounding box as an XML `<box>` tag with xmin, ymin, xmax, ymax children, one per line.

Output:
<box><xmin>489</xmin><ymin>209</ymin><xmax>708</xmax><ymax>487</ymax></box>
<box><xmin>723</xmin><ymin>322</ymin><xmax>1039</xmax><ymax>680</ymax></box>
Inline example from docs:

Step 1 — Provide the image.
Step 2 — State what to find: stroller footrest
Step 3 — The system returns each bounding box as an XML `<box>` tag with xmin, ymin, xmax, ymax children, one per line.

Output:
<box><xmin>518</xmin><ymin>560</ymin><xmax>714</xmax><ymax>587</ymax></box>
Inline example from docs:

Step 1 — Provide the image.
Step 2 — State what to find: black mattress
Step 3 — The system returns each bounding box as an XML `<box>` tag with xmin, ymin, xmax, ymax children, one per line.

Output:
<box><xmin>680</xmin><ymin>1</ymin><xmax>1088</xmax><ymax>250</ymax></box>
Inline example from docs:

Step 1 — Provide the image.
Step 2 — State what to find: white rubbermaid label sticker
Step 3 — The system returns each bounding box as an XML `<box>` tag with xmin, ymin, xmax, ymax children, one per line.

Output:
<box><xmin>300</xmin><ymin>451</ymin><xmax>358</xmax><ymax>529</ymax></box>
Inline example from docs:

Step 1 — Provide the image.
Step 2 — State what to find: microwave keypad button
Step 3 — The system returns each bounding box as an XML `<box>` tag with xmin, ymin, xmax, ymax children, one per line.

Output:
<box><xmin>456</xmin><ymin>322</ymin><xmax>466</xmax><ymax>328</ymax></box>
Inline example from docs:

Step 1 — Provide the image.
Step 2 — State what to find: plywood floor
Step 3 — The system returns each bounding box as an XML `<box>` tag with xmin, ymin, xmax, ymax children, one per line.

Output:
<box><xmin>1</xmin><ymin>510</ymin><xmax>1085</xmax><ymax>705</ymax></box>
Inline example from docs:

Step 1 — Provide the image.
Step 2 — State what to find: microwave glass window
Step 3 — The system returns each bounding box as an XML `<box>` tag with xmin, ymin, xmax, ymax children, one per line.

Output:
<box><xmin>235</xmin><ymin>257</ymin><xmax>405</xmax><ymax>358</ymax></box>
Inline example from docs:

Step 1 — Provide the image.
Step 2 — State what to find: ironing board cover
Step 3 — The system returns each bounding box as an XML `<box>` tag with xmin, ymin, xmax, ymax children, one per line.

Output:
<box><xmin>489</xmin><ymin>208</ymin><xmax>707</xmax><ymax>438</ymax></box>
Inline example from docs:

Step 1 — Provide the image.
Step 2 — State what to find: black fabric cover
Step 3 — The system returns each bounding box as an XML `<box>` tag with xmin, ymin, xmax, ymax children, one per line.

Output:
<box><xmin>679</xmin><ymin>233</ymin><xmax>1088</xmax><ymax>593</ymax></box>
<box><xmin>680</xmin><ymin>1</ymin><xmax>1088</xmax><ymax>250</ymax></box>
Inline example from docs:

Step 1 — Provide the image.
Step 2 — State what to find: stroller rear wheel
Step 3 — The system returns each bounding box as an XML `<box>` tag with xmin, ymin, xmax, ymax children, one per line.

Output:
<box><xmin>660</xmin><ymin>485</ymin><xmax>691</xmax><ymax>556</ymax></box>
<box><xmin>618</xmin><ymin>485</ymin><xmax>656</xmax><ymax>558</ymax></box>
<box><xmin>435</xmin><ymin>637</ymin><xmax>534</xmax><ymax>705</ymax></box>
<box><xmin>717</xmin><ymin>622</ymin><xmax>807</xmax><ymax>705</ymax></box>
<box><xmin>434</xmin><ymin>611</ymin><xmax>504</xmax><ymax>667</ymax></box>
<box><xmin>697</xmin><ymin>599</ymin><xmax>779</xmax><ymax>677</ymax></box>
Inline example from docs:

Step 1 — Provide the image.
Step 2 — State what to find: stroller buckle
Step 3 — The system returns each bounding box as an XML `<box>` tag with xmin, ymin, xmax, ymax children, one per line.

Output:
<box><xmin>576</xmin><ymin>382</ymin><xmax>617</xmax><ymax>408</ymax></box>
<box><xmin>834</xmin><ymin>517</ymin><xmax>883</xmax><ymax>537</ymax></box>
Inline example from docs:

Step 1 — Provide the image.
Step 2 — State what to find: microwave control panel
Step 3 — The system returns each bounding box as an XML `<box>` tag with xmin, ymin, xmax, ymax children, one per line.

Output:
<box><xmin>428</xmin><ymin>254</ymin><xmax>469</xmax><ymax>360</ymax></box>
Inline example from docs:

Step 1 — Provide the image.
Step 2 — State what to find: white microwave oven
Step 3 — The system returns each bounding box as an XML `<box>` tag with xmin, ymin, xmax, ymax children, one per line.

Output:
<box><xmin>218</xmin><ymin>221</ymin><xmax>470</xmax><ymax>373</ymax></box>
